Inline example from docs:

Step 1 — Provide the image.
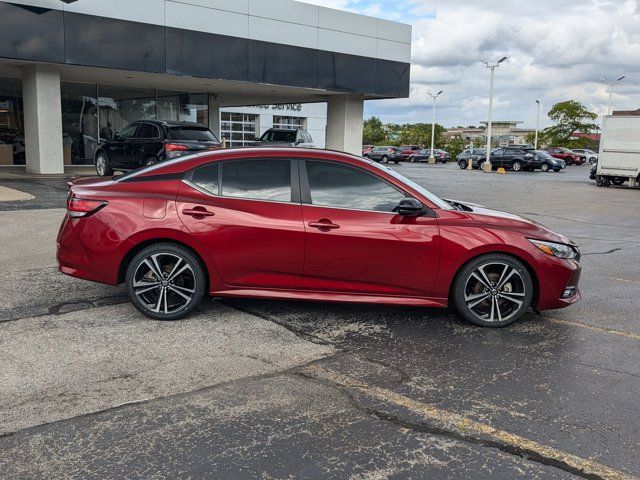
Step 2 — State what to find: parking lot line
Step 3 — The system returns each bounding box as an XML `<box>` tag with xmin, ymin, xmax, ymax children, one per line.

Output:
<box><xmin>543</xmin><ymin>316</ymin><xmax>640</xmax><ymax>341</ymax></box>
<box><xmin>302</xmin><ymin>365</ymin><xmax>638</xmax><ymax>480</ymax></box>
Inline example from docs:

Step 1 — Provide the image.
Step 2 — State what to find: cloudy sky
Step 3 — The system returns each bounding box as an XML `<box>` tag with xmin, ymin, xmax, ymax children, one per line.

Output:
<box><xmin>302</xmin><ymin>0</ymin><xmax>639</xmax><ymax>129</ymax></box>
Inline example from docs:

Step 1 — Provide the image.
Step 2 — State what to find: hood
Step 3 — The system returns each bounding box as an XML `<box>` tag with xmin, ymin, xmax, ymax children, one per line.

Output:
<box><xmin>445</xmin><ymin>199</ymin><xmax>574</xmax><ymax>245</ymax></box>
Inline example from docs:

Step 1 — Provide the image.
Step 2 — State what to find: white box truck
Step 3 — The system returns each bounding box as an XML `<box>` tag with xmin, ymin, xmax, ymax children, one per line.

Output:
<box><xmin>595</xmin><ymin>115</ymin><xmax>640</xmax><ymax>188</ymax></box>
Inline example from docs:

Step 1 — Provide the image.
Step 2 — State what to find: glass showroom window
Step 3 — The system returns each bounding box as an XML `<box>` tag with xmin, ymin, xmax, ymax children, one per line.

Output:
<box><xmin>0</xmin><ymin>77</ymin><xmax>24</xmax><ymax>166</ymax></box>
<box><xmin>157</xmin><ymin>91</ymin><xmax>208</xmax><ymax>126</ymax></box>
<box><xmin>273</xmin><ymin>116</ymin><xmax>305</xmax><ymax>130</ymax></box>
<box><xmin>61</xmin><ymin>82</ymin><xmax>99</xmax><ymax>165</ymax></box>
<box><xmin>98</xmin><ymin>85</ymin><xmax>157</xmax><ymax>141</ymax></box>
<box><xmin>221</xmin><ymin>113</ymin><xmax>257</xmax><ymax>147</ymax></box>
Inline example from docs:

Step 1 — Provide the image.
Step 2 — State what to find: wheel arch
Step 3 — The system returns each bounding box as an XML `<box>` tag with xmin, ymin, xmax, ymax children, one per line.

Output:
<box><xmin>447</xmin><ymin>249</ymin><xmax>541</xmax><ymax>311</ymax></box>
<box><xmin>117</xmin><ymin>237</ymin><xmax>211</xmax><ymax>291</ymax></box>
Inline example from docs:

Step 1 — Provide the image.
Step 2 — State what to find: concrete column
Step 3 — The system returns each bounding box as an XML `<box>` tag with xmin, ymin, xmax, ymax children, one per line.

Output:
<box><xmin>325</xmin><ymin>95</ymin><xmax>364</xmax><ymax>155</ymax></box>
<box><xmin>22</xmin><ymin>65</ymin><xmax>64</xmax><ymax>174</ymax></box>
<box><xmin>208</xmin><ymin>95</ymin><xmax>221</xmax><ymax>140</ymax></box>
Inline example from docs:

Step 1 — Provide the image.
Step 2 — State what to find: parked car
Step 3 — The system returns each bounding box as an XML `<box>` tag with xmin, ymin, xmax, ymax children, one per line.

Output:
<box><xmin>362</xmin><ymin>145</ymin><xmax>374</xmax><ymax>157</ymax></box>
<box><xmin>364</xmin><ymin>146</ymin><xmax>404</xmax><ymax>164</ymax></box>
<box><xmin>257</xmin><ymin>128</ymin><xmax>315</xmax><ymax>148</ymax></box>
<box><xmin>94</xmin><ymin>121</ymin><xmax>220</xmax><ymax>176</ymax></box>
<box><xmin>477</xmin><ymin>147</ymin><xmax>539</xmax><ymax>171</ymax></box>
<box><xmin>572</xmin><ymin>148</ymin><xmax>599</xmax><ymax>165</ymax></box>
<box><xmin>543</xmin><ymin>147</ymin><xmax>585</xmax><ymax>166</ymax></box>
<box><xmin>527</xmin><ymin>151</ymin><xmax>566</xmax><ymax>172</ymax></box>
<box><xmin>457</xmin><ymin>149</ymin><xmax>486</xmax><ymax>169</ymax></box>
<box><xmin>58</xmin><ymin>147</ymin><xmax>581</xmax><ymax>327</ymax></box>
<box><xmin>399</xmin><ymin>145</ymin><xmax>421</xmax><ymax>160</ymax></box>
<box><xmin>408</xmin><ymin>149</ymin><xmax>451</xmax><ymax>163</ymax></box>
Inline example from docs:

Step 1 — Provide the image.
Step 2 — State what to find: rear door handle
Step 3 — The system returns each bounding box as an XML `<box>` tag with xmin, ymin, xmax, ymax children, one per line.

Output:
<box><xmin>308</xmin><ymin>220</ymin><xmax>340</xmax><ymax>230</ymax></box>
<box><xmin>183</xmin><ymin>207</ymin><xmax>215</xmax><ymax>218</ymax></box>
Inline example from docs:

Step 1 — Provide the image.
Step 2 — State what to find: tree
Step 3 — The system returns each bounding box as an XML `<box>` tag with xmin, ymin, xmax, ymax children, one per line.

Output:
<box><xmin>362</xmin><ymin>117</ymin><xmax>386</xmax><ymax>145</ymax></box>
<box><xmin>541</xmin><ymin>101</ymin><xmax>599</xmax><ymax>147</ymax></box>
<box><xmin>445</xmin><ymin>136</ymin><xmax>466</xmax><ymax>161</ymax></box>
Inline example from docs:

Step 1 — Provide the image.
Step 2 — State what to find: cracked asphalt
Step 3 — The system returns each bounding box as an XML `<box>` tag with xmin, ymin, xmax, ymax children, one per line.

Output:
<box><xmin>0</xmin><ymin>164</ymin><xmax>638</xmax><ymax>479</ymax></box>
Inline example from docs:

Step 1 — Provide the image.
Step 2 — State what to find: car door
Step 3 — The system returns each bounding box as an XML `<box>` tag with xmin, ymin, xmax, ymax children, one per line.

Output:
<box><xmin>131</xmin><ymin>123</ymin><xmax>161</xmax><ymax>167</ymax></box>
<box><xmin>177</xmin><ymin>157</ymin><xmax>305</xmax><ymax>290</ymax></box>
<box><xmin>490</xmin><ymin>149</ymin><xmax>504</xmax><ymax>166</ymax></box>
<box><xmin>299</xmin><ymin>159</ymin><xmax>440</xmax><ymax>297</ymax></box>
<box><xmin>109</xmin><ymin>123</ymin><xmax>139</xmax><ymax>168</ymax></box>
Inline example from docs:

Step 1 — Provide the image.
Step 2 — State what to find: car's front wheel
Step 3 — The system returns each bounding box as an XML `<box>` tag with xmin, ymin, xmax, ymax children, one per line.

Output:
<box><xmin>452</xmin><ymin>254</ymin><xmax>533</xmax><ymax>327</ymax></box>
<box><xmin>382</xmin><ymin>155</ymin><xmax>389</xmax><ymax>163</ymax></box>
<box><xmin>512</xmin><ymin>160</ymin><xmax>522</xmax><ymax>172</ymax></box>
<box><xmin>458</xmin><ymin>160</ymin><xmax>468</xmax><ymax>169</ymax></box>
<box><xmin>125</xmin><ymin>243</ymin><xmax>206</xmax><ymax>321</ymax></box>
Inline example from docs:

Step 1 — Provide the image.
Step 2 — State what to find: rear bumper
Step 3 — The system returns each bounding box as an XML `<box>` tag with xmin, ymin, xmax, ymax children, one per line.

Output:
<box><xmin>57</xmin><ymin>213</ymin><xmax>131</xmax><ymax>286</ymax></box>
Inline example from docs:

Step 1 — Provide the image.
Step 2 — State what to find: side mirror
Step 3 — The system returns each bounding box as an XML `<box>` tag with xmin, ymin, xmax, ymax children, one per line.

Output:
<box><xmin>397</xmin><ymin>198</ymin><xmax>424</xmax><ymax>216</ymax></box>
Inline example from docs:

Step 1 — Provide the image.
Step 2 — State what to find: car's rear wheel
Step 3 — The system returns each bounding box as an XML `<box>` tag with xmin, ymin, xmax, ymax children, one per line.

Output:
<box><xmin>410</xmin><ymin>156</ymin><xmax>416</xmax><ymax>163</ymax></box>
<box><xmin>125</xmin><ymin>243</ymin><xmax>206</xmax><ymax>321</ymax></box>
<box><xmin>512</xmin><ymin>160</ymin><xmax>522</xmax><ymax>172</ymax></box>
<box><xmin>452</xmin><ymin>254</ymin><xmax>533</xmax><ymax>328</ymax></box>
<box><xmin>382</xmin><ymin>155</ymin><xmax>389</xmax><ymax>163</ymax></box>
<box><xmin>541</xmin><ymin>163</ymin><xmax>549</xmax><ymax>172</ymax></box>
<box><xmin>458</xmin><ymin>160</ymin><xmax>468</xmax><ymax>169</ymax></box>
<box><xmin>95</xmin><ymin>152</ymin><xmax>113</xmax><ymax>177</ymax></box>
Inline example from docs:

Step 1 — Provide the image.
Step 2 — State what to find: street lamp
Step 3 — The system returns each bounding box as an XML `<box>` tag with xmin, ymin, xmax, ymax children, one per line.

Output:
<box><xmin>601</xmin><ymin>75</ymin><xmax>625</xmax><ymax>115</ymax></box>
<box><xmin>483</xmin><ymin>56</ymin><xmax>508</xmax><ymax>172</ymax></box>
<box><xmin>427</xmin><ymin>90</ymin><xmax>443</xmax><ymax>164</ymax></box>
<box><xmin>534</xmin><ymin>100</ymin><xmax>541</xmax><ymax>150</ymax></box>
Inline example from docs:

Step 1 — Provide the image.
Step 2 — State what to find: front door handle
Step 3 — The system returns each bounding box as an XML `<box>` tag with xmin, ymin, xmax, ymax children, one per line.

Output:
<box><xmin>308</xmin><ymin>219</ymin><xmax>340</xmax><ymax>231</ymax></box>
<box><xmin>183</xmin><ymin>207</ymin><xmax>215</xmax><ymax>219</ymax></box>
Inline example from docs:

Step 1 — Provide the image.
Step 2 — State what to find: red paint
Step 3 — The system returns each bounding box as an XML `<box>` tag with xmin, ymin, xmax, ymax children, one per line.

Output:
<box><xmin>57</xmin><ymin>147</ymin><xmax>581</xmax><ymax>312</ymax></box>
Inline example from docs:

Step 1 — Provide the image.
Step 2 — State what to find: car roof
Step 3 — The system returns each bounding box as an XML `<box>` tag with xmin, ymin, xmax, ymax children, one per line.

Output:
<box><xmin>131</xmin><ymin>120</ymin><xmax>207</xmax><ymax>128</ymax></box>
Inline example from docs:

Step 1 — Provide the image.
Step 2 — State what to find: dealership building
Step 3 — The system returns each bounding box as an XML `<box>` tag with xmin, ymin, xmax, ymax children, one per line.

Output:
<box><xmin>0</xmin><ymin>0</ymin><xmax>411</xmax><ymax>173</ymax></box>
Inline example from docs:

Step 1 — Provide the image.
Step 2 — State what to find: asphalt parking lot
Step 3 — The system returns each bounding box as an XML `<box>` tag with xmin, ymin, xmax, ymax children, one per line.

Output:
<box><xmin>0</xmin><ymin>163</ymin><xmax>638</xmax><ymax>479</ymax></box>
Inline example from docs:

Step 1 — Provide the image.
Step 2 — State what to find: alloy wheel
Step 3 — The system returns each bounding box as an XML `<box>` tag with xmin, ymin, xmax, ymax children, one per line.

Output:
<box><xmin>541</xmin><ymin>163</ymin><xmax>549</xmax><ymax>172</ymax></box>
<box><xmin>132</xmin><ymin>253</ymin><xmax>196</xmax><ymax>315</ymax></box>
<box><xmin>512</xmin><ymin>161</ymin><xmax>522</xmax><ymax>172</ymax></box>
<box><xmin>96</xmin><ymin>155</ymin><xmax>106</xmax><ymax>176</ymax></box>
<box><xmin>464</xmin><ymin>262</ymin><xmax>526</xmax><ymax>324</ymax></box>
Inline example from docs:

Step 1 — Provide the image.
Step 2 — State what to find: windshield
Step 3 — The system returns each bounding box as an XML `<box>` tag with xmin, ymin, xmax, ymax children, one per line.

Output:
<box><xmin>368</xmin><ymin>161</ymin><xmax>453</xmax><ymax>210</ymax></box>
<box><xmin>260</xmin><ymin>130</ymin><xmax>297</xmax><ymax>143</ymax></box>
<box><xmin>168</xmin><ymin>127</ymin><xmax>218</xmax><ymax>142</ymax></box>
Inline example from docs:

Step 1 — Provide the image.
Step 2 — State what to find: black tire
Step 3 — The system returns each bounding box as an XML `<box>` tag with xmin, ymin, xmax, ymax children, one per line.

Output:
<box><xmin>452</xmin><ymin>253</ymin><xmax>533</xmax><ymax>328</ymax></box>
<box><xmin>363</xmin><ymin>154</ymin><xmax>369</xmax><ymax>159</ymax></box>
<box><xmin>459</xmin><ymin>160</ymin><xmax>468</xmax><ymax>169</ymax></box>
<box><xmin>394</xmin><ymin>160</ymin><xmax>400</xmax><ymax>164</ymax></box>
<box><xmin>125</xmin><ymin>243</ymin><xmax>206</xmax><ymax>321</ymax></box>
<box><xmin>95</xmin><ymin>152</ymin><xmax>113</xmax><ymax>177</ymax></box>
<box><xmin>382</xmin><ymin>155</ymin><xmax>389</xmax><ymax>163</ymax></box>
<box><xmin>541</xmin><ymin>163</ymin><xmax>549</xmax><ymax>172</ymax></box>
<box><xmin>612</xmin><ymin>178</ymin><xmax>626</xmax><ymax>185</ymax></box>
<box><xmin>512</xmin><ymin>160</ymin><xmax>522</xmax><ymax>172</ymax></box>
<box><xmin>409</xmin><ymin>156</ymin><xmax>416</xmax><ymax>163</ymax></box>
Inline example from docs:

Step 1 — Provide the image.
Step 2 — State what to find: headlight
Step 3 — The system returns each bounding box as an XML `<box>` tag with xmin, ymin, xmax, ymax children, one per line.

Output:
<box><xmin>529</xmin><ymin>239</ymin><xmax>578</xmax><ymax>259</ymax></box>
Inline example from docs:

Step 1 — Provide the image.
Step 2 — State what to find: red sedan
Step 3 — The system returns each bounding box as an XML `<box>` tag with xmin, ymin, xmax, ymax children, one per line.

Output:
<box><xmin>543</xmin><ymin>147</ymin><xmax>586</xmax><ymax>165</ymax></box>
<box><xmin>57</xmin><ymin>148</ymin><xmax>581</xmax><ymax>327</ymax></box>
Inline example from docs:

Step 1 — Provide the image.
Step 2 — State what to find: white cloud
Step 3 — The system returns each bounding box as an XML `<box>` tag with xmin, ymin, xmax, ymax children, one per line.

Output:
<box><xmin>302</xmin><ymin>0</ymin><xmax>640</xmax><ymax>128</ymax></box>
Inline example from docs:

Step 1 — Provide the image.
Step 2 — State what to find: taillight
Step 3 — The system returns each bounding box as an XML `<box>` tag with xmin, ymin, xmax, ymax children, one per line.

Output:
<box><xmin>165</xmin><ymin>143</ymin><xmax>189</xmax><ymax>152</ymax></box>
<box><xmin>67</xmin><ymin>197</ymin><xmax>108</xmax><ymax>218</ymax></box>
<box><xmin>165</xmin><ymin>143</ymin><xmax>191</xmax><ymax>159</ymax></box>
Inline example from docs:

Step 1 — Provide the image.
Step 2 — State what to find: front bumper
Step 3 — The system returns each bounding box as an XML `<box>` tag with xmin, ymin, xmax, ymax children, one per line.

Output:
<box><xmin>534</xmin><ymin>254</ymin><xmax>582</xmax><ymax>311</ymax></box>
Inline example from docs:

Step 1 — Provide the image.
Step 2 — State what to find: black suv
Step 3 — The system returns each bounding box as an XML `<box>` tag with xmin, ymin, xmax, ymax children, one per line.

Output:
<box><xmin>256</xmin><ymin>128</ymin><xmax>315</xmax><ymax>147</ymax></box>
<box><xmin>478</xmin><ymin>147</ymin><xmax>536</xmax><ymax>171</ymax></box>
<box><xmin>95</xmin><ymin>121</ymin><xmax>220</xmax><ymax>176</ymax></box>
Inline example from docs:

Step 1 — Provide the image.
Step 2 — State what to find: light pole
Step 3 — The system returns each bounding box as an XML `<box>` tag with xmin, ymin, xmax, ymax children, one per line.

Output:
<box><xmin>483</xmin><ymin>56</ymin><xmax>508</xmax><ymax>172</ymax></box>
<box><xmin>428</xmin><ymin>90</ymin><xmax>443</xmax><ymax>164</ymax></box>
<box><xmin>601</xmin><ymin>75</ymin><xmax>625</xmax><ymax>115</ymax></box>
<box><xmin>534</xmin><ymin>100</ymin><xmax>541</xmax><ymax>150</ymax></box>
